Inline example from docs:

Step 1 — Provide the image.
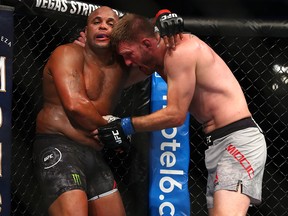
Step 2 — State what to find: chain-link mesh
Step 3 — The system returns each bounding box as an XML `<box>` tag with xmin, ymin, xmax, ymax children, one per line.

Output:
<box><xmin>188</xmin><ymin>36</ymin><xmax>288</xmax><ymax>216</ymax></box>
<box><xmin>11</xmin><ymin>14</ymin><xmax>84</xmax><ymax>216</ymax></box>
<box><xmin>11</xmin><ymin>12</ymin><xmax>151</xmax><ymax>216</ymax></box>
<box><xmin>9</xmin><ymin>7</ymin><xmax>288</xmax><ymax>216</ymax></box>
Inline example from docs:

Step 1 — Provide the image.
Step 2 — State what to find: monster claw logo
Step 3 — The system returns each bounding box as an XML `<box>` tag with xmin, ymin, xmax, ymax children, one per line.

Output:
<box><xmin>72</xmin><ymin>173</ymin><xmax>81</xmax><ymax>185</ymax></box>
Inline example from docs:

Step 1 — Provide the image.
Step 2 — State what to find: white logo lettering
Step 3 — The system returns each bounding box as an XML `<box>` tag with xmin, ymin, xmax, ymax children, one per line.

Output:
<box><xmin>0</xmin><ymin>57</ymin><xmax>6</xmax><ymax>92</ymax></box>
<box><xmin>160</xmin><ymin>13</ymin><xmax>177</xmax><ymax>21</ymax></box>
<box><xmin>158</xmin><ymin>128</ymin><xmax>183</xmax><ymax>215</ymax></box>
<box><xmin>159</xmin><ymin>201</ymin><xmax>175</xmax><ymax>216</ymax></box>
<box><xmin>35</xmin><ymin>0</ymin><xmax>68</xmax><ymax>12</ymax></box>
<box><xmin>206</xmin><ymin>135</ymin><xmax>211</xmax><ymax>144</ymax></box>
<box><xmin>112</xmin><ymin>130</ymin><xmax>122</xmax><ymax>144</ymax></box>
<box><xmin>44</xmin><ymin>153</ymin><xmax>54</xmax><ymax>162</ymax></box>
<box><xmin>0</xmin><ymin>108</ymin><xmax>2</xmax><ymax>128</ymax></box>
<box><xmin>0</xmin><ymin>36</ymin><xmax>12</xmax><ymax>47</ymax></box>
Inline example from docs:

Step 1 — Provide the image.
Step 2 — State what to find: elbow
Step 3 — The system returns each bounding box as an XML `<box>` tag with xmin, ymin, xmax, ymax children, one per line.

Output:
<box><xmin>65</xmin><ymin>99</ymin><xmax>87</xmax><ymax>116</ymax></box>
<box><xmin>169</xmin><ymin>114</ymin><xmax>187</xmax><ymax>127</ymax></box>
<box><xmin>165</xmin><ymin>107</ymin><xmax>187</xmax><ymax>127</ymax></box>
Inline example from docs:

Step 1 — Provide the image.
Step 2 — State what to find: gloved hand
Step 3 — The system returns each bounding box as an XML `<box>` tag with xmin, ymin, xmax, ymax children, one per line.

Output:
<box><xmin>154</xmin><ymin>9</ymin><xmax>184</xmax><ymax>38</ymax></box>
<box><xmin>98</xmin><ymin>117</ymin><xmax>134</xmax><ymax>150</ymax></box>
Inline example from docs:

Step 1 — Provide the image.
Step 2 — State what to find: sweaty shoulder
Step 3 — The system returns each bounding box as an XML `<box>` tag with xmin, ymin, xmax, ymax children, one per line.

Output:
<box><xmin>167</xmin><ymin>34</ymin><xmax>201</xmax><ymax>57</ymax></box>
<box><xmin>176</xmin><ymin>34</ymin><xmax>214</xmax><ymax>63</ymax></box>
<box><xmin>49</xmin><ymin>43</ymin><xmax>84</xmax><ymax>63</ymax></box>
<box><xmin>46</xmin><ymin>43</ymin><xmax>85</xmax><ymax>75</ymax></box>
<box><xmin>165</xmin><ymin>34</ymin><xmax>201</xmax><ymax>66</ymax></box>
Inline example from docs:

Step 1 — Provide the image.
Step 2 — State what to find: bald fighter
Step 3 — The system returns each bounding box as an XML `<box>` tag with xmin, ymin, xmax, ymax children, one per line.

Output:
<box><xmin>33</xmin><ymin>6</ymin><xmax>184</xmax><ymax>216</ymax></box>
<box><xmin>33</xmin><ymin>7</ymin><xmax>128</xmax><ymax>216</ymax></box>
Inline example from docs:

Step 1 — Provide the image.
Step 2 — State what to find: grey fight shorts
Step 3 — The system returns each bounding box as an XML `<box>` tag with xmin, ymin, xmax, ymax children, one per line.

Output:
<box><xmin>204</xmin><ymin>117</ymin><xmax>267</xmax><ymax>209</ymax></box>
<box><xmin>33</xmin><ymin>134</ymin><xmax>117</xmax><ymax>208</ymax></box>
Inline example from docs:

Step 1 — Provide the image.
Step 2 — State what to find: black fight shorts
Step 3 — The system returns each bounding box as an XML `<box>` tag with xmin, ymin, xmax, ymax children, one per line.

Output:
<box><xmin>33</xmin><ymin>134</ymin><xmax>117</xmax><ymax>208</ymax></box>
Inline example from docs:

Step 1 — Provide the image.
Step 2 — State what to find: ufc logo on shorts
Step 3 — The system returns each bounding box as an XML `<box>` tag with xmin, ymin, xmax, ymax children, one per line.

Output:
<box><xmin>112</xmin><ymin>130</ymin><xmax>122</xmax><ymax>144</ymax></box>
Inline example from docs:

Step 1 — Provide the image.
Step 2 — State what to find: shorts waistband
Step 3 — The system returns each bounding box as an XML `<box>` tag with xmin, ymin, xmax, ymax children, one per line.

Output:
<box><xmin>34</xmin><ymin>133</ymin><xmax>94</xmax><ymax>151</ymax></box>
<box><xmin>35</xmin><ymin>133</ymin><xmax>65</xmax><ymax>140</ymax></box>
<box><xmin>205</xmin><ymin>117</ymin><xmax>257</xmax><ymax>146</ymax></box>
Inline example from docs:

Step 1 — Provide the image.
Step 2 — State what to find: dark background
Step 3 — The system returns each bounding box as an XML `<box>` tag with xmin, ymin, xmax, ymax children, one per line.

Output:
<box><xmin>84</xmin><ymin>0</ymin><xmax>288</xmax><ymax>20</ymax></box>
<box><xmin>2</xmin><ymin>0</ymin><xmax>288</xmax><ymax>21</ymax></box>
<box><xmin>1</xmin><ymin>0</ymin><xmax>287</xmax><ymax>215</ymax></box>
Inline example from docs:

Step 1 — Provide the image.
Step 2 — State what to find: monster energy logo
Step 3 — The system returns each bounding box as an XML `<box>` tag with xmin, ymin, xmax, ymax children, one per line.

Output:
<box><xmin>72</xmin><ymin>174</ymin><xmax>81</xmax><ymax>185</ymax></box>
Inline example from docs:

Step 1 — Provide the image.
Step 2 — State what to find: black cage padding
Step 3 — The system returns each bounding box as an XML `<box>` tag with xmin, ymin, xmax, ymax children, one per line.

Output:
<box><xmin>3</xmin><ymin>0</ymin><xmax>287</xmax><ymax>215</ymax></box>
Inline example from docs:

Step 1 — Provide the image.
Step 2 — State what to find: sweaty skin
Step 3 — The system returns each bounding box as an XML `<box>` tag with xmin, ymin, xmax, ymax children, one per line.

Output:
<box><xmin>118</xmin><ymin>34</ymin><xmax>251</xmax><ymax>133</ymax></box>
<box><xmin>35</xmin><ymin>7</ymin><xmax>143</xmax><ymax>216</ymax></box>
<box><xmin>36</xmin><ymin>8</ymin><xmax>130</xmax><ymax>150</ymax></box>
<box><xmin>35</xmin><ymin>8</ymin><xmax>182</xmax><ymax>216</ymax></box>
<box><xmin>110</xmin><ymin>15</ymin><xmax>258</xmax><ymax>216</ymax></box>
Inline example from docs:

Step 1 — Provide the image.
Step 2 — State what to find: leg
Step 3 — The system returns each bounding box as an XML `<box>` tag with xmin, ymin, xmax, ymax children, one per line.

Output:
<box><xmin>205</xmin><ymin>127</ymin><xmax>266</xmax><ymax>216</ymax></box>
<box><xmin>88</xmin><ymin>190</ymin><xmax>126</xmax><ymax>216</ymax></box>
<box><xmin>209</xmin><ymin>188</ymin><xmax>250</xmax><ymax>216</ymax></box>
<box><xmin>48</xmin><ymin>189</ymin><xmax>88</xmax><ymax>216</ymax></box>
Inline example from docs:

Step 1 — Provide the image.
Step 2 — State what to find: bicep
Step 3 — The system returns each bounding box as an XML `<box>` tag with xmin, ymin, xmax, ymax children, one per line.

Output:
<box><xmin>166</xmin><ymin>54</ymin><xmax>196</xmax><ymax>115</ymax></box>
<box><xmin>49</xmin><ymin>46</ymin><xmax>86</xmax><ymax>105</ymax></box>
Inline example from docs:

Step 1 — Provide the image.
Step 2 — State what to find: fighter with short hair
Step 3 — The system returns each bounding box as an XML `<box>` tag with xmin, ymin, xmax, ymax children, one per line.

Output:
<box><xmin>33</xmin><ymin>6</ymin><xmax>183</xmax><ymax>216</ymax></box>
<box><xmin>96</xmin><ymin>13</ymin><xmax>267</xmax><ymax>216</ymax></box>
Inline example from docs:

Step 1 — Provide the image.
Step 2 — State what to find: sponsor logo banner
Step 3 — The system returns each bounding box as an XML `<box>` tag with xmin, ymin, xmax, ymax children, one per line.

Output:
<box><xmin>22</xmin><ymin>0</ymin><xmax>124</xmax><ymax>18</ymax></box>
<box><xmin>0</xmin><ymin>5</ymin><xmax>14</xmax><ymax>216</ymax></box>
<box><xmin>149</xmin><ymin>73</ymin><xmax>190</xmax><ymax>216</ymax></box>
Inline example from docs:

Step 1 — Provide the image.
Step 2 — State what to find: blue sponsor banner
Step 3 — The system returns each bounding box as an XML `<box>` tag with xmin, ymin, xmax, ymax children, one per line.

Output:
<box><xmin>149</xmin><ymin>73</ymin><xmax>190</xmax><ymax>216</ymax></box>
<box><xmin>0</xmin><ymin>5</ymin><xmax>14</xmax><ymax>216</ymax></box>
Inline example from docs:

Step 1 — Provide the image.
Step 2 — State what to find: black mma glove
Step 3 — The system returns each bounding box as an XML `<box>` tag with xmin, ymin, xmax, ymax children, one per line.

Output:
<box><xmin>98</xmin><ymin>117</ymin><xmax>135</xmax><ymax>150</ymax></box>
<box><xmin>154</xmin><ymin>9</ymin><xmax>184</xmax><ymax>37</ymax></box>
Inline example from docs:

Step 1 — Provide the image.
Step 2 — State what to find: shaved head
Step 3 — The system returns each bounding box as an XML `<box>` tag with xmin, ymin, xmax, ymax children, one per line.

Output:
<box><xmin>87</xmin><ymin>6</ymin><xmax>119</xmax><ymax>25</ymax></box>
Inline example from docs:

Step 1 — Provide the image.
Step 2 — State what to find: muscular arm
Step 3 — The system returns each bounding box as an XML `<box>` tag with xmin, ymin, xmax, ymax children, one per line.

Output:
<box><xmin>96</xmin><ymin>41</ymin><xmax>197</xmax><ymax>148</ymax></box>
<box><xmin>132</xmin><ymin>44</ymin><xmax>196</xmax><ymax>132</ymax></box>
<box><xmin>48</xmin><ymin>44</ymin><xmax>106</xmax><ymax>130</ymax></box>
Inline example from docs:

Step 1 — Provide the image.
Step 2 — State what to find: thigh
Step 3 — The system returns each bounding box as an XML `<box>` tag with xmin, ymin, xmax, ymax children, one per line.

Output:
<box><xmin>210</xmin><ymin>189</ymin><xmax>250</xmax><ymax>216</ymax></box>
<box><xmin>33</xmin><ymin>135</ymin><xmax>88</xmax><ymax>208</ymax></box>
<box><xmin>88</xmin><ymin>190</ymin><xmax>126</xmax><ymax>216</ymax></box>
<box><xmin>206</xmin><ymin>127</ymin><xmax>266</xmax><ymax>210</ymax></box>
<box><xmin>86</xmin><ymin>151</ymin><xmax>117</xmax><ymax>200</ymax></box>
<box><xmin>49</xmin><ymin>189</ymin><xmax>88</xmax><ymax>216</ymax></box>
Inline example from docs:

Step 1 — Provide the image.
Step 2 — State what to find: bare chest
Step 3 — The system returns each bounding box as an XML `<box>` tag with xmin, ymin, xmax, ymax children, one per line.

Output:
<box><xmin>84</xmin><ymin>64</ymin><xmax>126</xmax><ymax>101</ymax></box>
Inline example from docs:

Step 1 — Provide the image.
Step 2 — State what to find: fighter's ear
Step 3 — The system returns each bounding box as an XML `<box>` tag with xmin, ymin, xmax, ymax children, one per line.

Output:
<box><xmin>142</xmin><ymin>38</ymin><xmax>152</xmax><ymax>48</ymax></box>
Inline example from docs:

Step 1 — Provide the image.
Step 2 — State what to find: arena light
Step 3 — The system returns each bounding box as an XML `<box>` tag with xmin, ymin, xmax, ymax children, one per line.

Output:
<box><xmin>272</xmin><ymin>64</ymin><xmax>288</xmax><ymax>91</ymax></box>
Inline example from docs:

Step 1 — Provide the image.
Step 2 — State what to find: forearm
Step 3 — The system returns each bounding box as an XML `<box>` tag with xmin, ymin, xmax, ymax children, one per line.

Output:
<box><xmin>66</xmin><ymin>100</ymin><xmax>106</xmax><ymax>131</ymax></box>
<box><xmin>69</xmin><ymin>112</ymin><xmax>106</xmax><ymax>131</ymax></box>
<box><xmin>96</xmin><ymin>107</ymin><xmax>187</xmax><ymax>149</ymax></box>
<box><xmin>131</xmin><ymin>107</ymin><xmax>186</xmax><ymax>133</ymax></box>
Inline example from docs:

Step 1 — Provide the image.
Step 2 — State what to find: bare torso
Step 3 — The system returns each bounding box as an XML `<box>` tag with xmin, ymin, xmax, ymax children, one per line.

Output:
<box><xmin>163</xmin><ymin>34</ymin><xmax>251</xmax><ymax>133</ymax></box>
<box><xmin>36</xmin><ymin>43</ymin><xmax>128</xmax><ymax>148</ymax></box>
